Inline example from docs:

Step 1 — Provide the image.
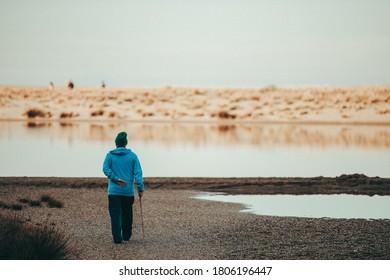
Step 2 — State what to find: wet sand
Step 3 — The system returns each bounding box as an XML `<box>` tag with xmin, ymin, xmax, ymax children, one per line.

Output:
<box><xmin>1</xmin><ymin>176</ymin><xmax>389</xmax><ymax>260</ymax></box>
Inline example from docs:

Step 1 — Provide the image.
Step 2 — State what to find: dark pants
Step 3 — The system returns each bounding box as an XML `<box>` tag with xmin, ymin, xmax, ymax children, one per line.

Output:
<box><xmin>108</xmin><ymin>195</ymin><xmax>134</xmax><ymax>243</ymax></box>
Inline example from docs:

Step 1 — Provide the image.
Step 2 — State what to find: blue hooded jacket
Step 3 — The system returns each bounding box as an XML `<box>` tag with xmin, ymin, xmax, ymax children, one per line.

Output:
<box><xmin>102</xmin><ymin>147</ymin><xmax>144</xmax><ymax>196</ymax></box>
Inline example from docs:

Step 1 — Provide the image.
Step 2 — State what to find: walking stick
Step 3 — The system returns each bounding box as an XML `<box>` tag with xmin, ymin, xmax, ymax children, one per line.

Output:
<box><xmin>139</xmin><ymin>194</ymin><xmax>145</xmax><ymax>240</ymax></box>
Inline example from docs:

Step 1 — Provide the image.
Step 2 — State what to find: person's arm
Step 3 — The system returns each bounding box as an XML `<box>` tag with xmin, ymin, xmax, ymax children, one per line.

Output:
<box><xmin>103</xmin><ymin>153</ymin><xmax>127</xmax><ymax>187</ymax></box>
<box><xmin>102</xmin><ymin>153</ymin><xmax>120</xmax><ymax>183</ymax></box>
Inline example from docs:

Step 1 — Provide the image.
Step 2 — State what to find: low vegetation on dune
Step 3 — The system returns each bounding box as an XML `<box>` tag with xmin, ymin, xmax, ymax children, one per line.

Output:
<box><xmin>24</xmin><ymin>108</ymin><xmax>52</xmax><ymax>118</ymax></box>
<box><xmin>2</xmin><ymin>86</ymin><xmax>387</xmax><ymax>122</ymax></box>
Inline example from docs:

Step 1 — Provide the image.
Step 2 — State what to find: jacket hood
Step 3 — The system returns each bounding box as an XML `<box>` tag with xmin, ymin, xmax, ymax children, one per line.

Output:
<box><xmin>110</xmin><ymin>147</ymin><xmax>131</xmax><ymax>155</ymax></box>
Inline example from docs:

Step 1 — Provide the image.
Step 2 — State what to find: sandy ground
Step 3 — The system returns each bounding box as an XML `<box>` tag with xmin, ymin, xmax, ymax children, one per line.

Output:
<box><xmin>1</xmin><ymin>176</ymin><xmax>389</xmax><ymax>260</ymax></box>
<box><xmin>1</xmin><ymin>86</ymin><xmax>389</xmax><ymax>123</ymax></box>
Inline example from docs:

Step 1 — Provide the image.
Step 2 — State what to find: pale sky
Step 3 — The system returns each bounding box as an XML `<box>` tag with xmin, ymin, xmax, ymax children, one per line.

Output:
<box><xmin>1</xmin><ymin>0</ymin><xmax>390</xmax><ymax>87</ymax></box>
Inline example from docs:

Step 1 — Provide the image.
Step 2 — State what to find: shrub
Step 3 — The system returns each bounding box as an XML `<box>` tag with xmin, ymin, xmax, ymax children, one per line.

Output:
<box><xmin>47</xmin><ymin>199</ymin><xmax>63</xmax><ymax>208</ymax></box>
<box><xmin>40</xmin><ymin>195</ymin><xmax>63</xmax><ymax>208</ymax></box>
<box><xmin>218</xmin><ymin>111</ymin><xmax>236</xmax><ymax>119</ymax></box>
<box><xmin>90</xmin><ymin>109</ymin><xmax>104</xmax><ymax>116</ymax></box>
<box><xmin>0</xmin><ymin>215</ymin><xmax>71</xmax><ymax>260</ymax></box>
<box><xmin>29</xmin><ymin>200</ymin><xmax>41</xmax><ymax>207</ymax></box>
<box><xmin>18</xmin><ymin>198</ymin><xmax>30</xmax><ymax>204</ymax></box>
<box><xmin>0</xmin><ymin>201</ymin><xmax>10</xmax><ymax>209</ymax></box>
<box><xmin>11</xmin><ymin>204</ymin><xmax>23</xmax><ymax>211</ymax></box>
<box><xmin>24</xmin><ymin>108</ymin><xmax>48</xmax><ymax>118</ymax></box>
<box><xmin>40</xmin><ymin>195</ymin><xmax>51</xmax><ymax>202</ymax></box>
<box><xmin>60</xmin><ymin>112</ymin><xmax>72</xmax><ymax>118</ymax></box>
<box><xmin>59</xmin><ymin>112</ymin><xmax>79</xmax><ymax>118</ymax></box>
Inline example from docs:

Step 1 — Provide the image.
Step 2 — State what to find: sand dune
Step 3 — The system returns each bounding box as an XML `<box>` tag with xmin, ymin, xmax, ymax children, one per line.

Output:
<box><xmin>1</xmin><ymin>86</ymin><xmax>389</xmax><ymax>123</ymax></box>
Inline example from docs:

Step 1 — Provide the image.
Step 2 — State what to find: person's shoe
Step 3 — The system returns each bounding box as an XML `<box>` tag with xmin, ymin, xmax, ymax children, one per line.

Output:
<box><xmin>114</xmin><ymin>240</ymin><xmax>122</xmax><ymax>244</ymax></box>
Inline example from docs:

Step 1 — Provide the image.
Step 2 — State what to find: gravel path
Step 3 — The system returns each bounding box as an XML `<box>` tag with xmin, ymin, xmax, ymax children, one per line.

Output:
<box><xmin>1</xmin><ymin>181</ymin><xmax>390</xmax><ymax>260</ymax></box>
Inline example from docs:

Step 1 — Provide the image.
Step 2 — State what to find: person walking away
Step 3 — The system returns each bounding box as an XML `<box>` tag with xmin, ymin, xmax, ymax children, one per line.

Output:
<box><xmin>102</xmin><ymin>131</ymin><xmax>144</xmax><ymax>244</ymax></box>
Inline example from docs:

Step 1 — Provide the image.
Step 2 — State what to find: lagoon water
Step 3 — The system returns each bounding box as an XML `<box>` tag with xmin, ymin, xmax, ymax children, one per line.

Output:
<box><xmin>194</xmin><ymin>193</ymin><xmax>390</xmax><ymax>219</ymax></box>
<box><xmin>0</xmin><ymin>121</ymin><xmax>389</xmax><ymax>178</ymax></box>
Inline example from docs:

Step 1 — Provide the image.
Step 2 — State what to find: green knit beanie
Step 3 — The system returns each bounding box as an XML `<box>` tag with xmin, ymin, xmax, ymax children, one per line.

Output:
<box><xmin>115</xmin><ymin>131</ymin><xmax>128</xmax><ymax>147</ymax></box>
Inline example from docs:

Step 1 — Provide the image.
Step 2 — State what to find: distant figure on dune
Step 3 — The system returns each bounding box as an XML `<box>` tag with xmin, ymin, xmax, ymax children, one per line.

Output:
<box><xmin>102</xmin><ymin>131</ymin><xmax>144</xmax><ymax>244</ymax></box>
<box><xmin>67</xmin><ymin>80</ymin><xmax>74</xmax><ymax>89</ymax></box>
<box><xmin>48</xmin><ymin>81</ymin><xmax>54</xmax><ymax>89</ymax></box>
<box><xmin>101</xmin><ymin>81</ymin><xmax>106</xmax><ymax>88</ymax></box>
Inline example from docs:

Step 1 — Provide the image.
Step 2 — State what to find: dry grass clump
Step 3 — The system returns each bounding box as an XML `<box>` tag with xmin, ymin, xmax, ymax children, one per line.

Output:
<box><xmin>40</xmin><ymin>195</ymin><xmax>51</xmax><ymax>202</ymax></box>
<box><xmin>0</xmin><ymin>215</ymin><xmax>71</xmax><ymax>260</ymax></box>
<box><xmin>47</xmin><ymin>198</ymin><xmax>63</xmax><ymax>208</ymax></box>
<box><xmin>90</xmin><ymin>109</ymin><xmax>104</xmax><ymax>117</ymax></box>
<box><xmin>14</xmin><ymin>195</ymin><xmax>63</xmax><ymax>209</ymax></box>
<box><xmin>24</xmin><ymin>108</ymin><xmax>51</xmax><ymax>118</ymax></box>
<box><xmin>217</xmin><ymin>111</ymin><xmax>236</xmax><ymax>119</ymax></box>
<box><xmin>29</xmin><ymin>200</ymin><xmax>41</xmax><ymax>207</ymax></box>
<box><xmin>18</xmin><ymin>198</ymin><xmax>41</xmax><ymax>206</ymax></box>
<box><xmin>142</xmin><ymin>112</ymin><xmax>155</xmax><ymax>117</ymax></box>
<box><xmin>0</xmin><ymin>201</ymin><xmax>10</xmax><ymax>209</ymax></box>
<box><xmin>0</xmin><ymin>201</ymin><xmax>23</xmax><ymax>211</ymax></box>
<box><xmin>40</xmin><ymin>195</ymin><xmax>63</xmax><ymax>208</ymax></box>
<box><xmin>60</xmin><ymin>112</ymin><xmax>79</xmax><ymax>118</ymax></box>
<box><xmin>11</xmin><ymin>204</ymin><xmax>23</xmax><ymax>211</ymax></box>
<box><xmin>378</xmin><ymin>109</ymin><xmax>390</xmax><ymax>115</ymax></box>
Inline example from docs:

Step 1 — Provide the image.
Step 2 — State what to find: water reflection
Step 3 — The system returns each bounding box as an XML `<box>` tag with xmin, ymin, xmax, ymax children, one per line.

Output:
<box><xmin>0</xmin><ymin>121</ymin><xmax>389</xmax><ymax>177</ymax></box>
<box><xmin>0</xmin><ymin>121</ymin><xmax>389</xmax><ymax>149</ymax></box>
